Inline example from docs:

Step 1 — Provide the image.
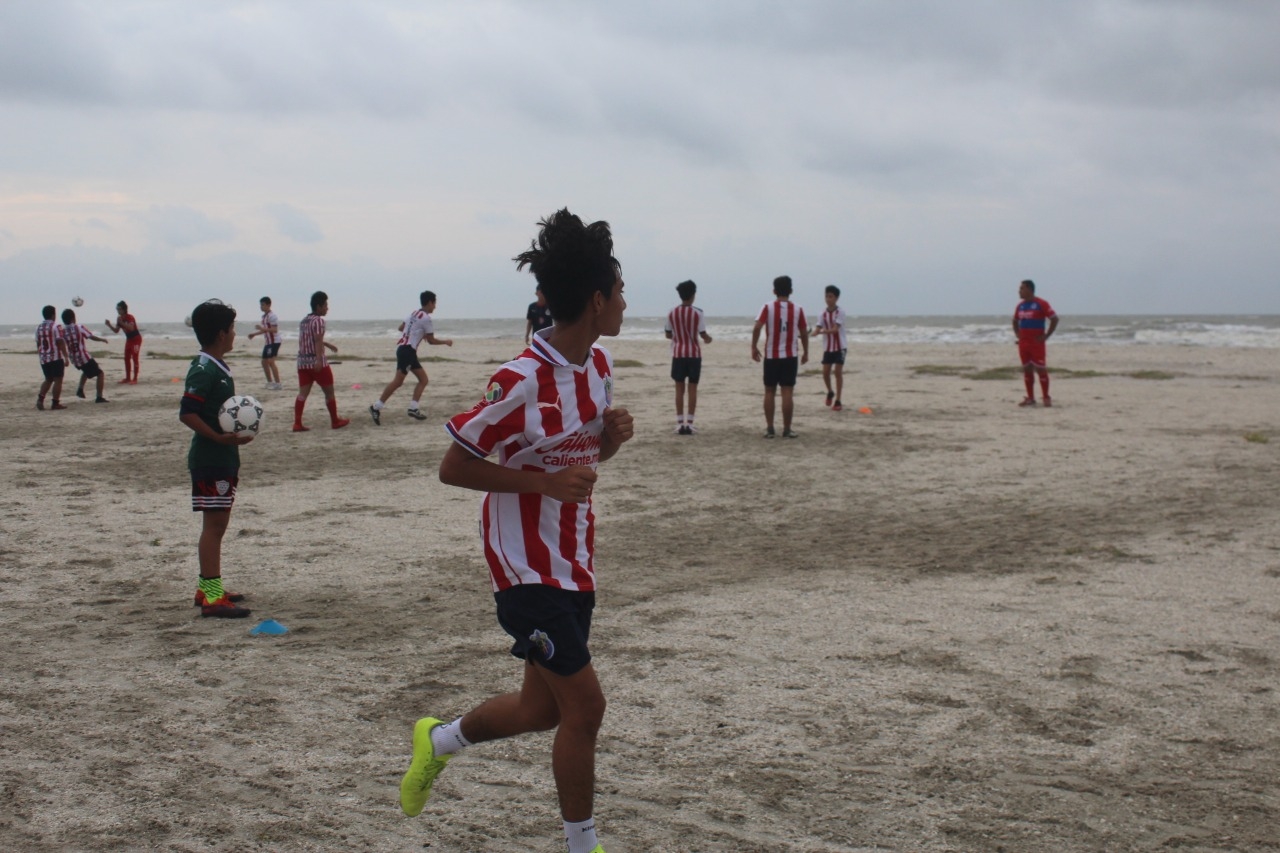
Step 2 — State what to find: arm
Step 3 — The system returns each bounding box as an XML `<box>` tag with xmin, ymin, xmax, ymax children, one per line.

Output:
<box><xmin>425</xmin><ymin>334</ymin><xmax>453</xmax><ymax>347</ymax></box>
<box><xmin>1045</xmin><ymin>315</ymin><xmax>1059</xmax><ymax>341</ymax></box>
<box><xmin>664</xmin><ymin>329</ymin><xmax>673</xmax><ymax>340</ymax></box>
<box><xmin>1012</xmin><ymin>313</ymin><xmax>1020</xmax><ymax>338</ymax></box>
<box><xmin>88</xmin><ymin>334</ymin><xmax>109</xmax><ymax>344</ymax></box>
<box><xmin>180</xmin><ymin>412</ymin><xmax>253</xmax><ymax>445</ymax></box>
<box><xmin>439</xmin><ymin>442</ymin><xmax>596</xmax><ymax>504</ymax></box>
<box><xmin>105</xmin><ymin>319</ymin><xmax>120</xmax><ymax>333</ymax></box>
<box><xmin>524</xmin><ymin>319</ymin><xmax>533</xmax><ymax>345</ymax></box>
<box><xmin>800</xmin><ymin>323</ymin><xmax>809</xmax><ymax>364</ymax></box>
<box><xmin>599</xmin><ymin>406</ymin><xmax>634</xmax><ymax>462</ymax></box>
<box><xmin>750</xmin><ymin>321</ymin><xmax>764</xmax><ymax>362</ymax></box>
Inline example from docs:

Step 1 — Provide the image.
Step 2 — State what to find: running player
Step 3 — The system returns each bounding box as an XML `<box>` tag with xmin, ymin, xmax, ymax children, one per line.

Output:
<box><xmin>369</xmin><ymin>290</ymin><xmax>453</xmax><ymax>425</ymax></box>
<box><xmin>750</xmin><ymin>275</ymin><xmax>808</xmax><ymax>438</ymax></box>
<box><xmin>247</xmin><ymin>296</ymin><xmax>282</xmax><ymax>390</ymax></box>
<box><xmin>813</xmin><ymin>284</ymin><xmax>847</xmax><ymax>411</ymax></box>
<box><xmin>1012</xmin><ymin>279</ymin><xmax>1059</xmax><ymax>407</ymax></box>
<box><xmin>664</xmin><ymin>279</ymin><xmax>712</xmax><ymax>435</ymax></box>
<box><xmin>105</xmin><ymin>300</ymin><xmax>142</xmax><ymax>384</ymax></box>
<box><xmin>292</xmin><ymin>291</ymin><xmax>350</xmax><ymax>431</ymax></box>
<box><xmin>180</xmin><ymin>300</ymin><xmax>254</xmax><ymax>618</ymax></box>
<box><xmin>36</xmin><ymin>305</ymin><xmax>69</xmax><ymax>410</ymax></box>
<box><xmin>61</xmin><ymin>308</ymin><xmax>111</xmax><ymax>403</ymax></box>
<box><xmin>400</xmin><ymin>209</ymin><xmax>633</xmax><ymax>853</ymax></box>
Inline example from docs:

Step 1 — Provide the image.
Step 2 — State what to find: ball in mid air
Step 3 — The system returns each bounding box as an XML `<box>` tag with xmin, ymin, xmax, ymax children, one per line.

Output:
<box><xmin>71</xmin><ymin>296</ymin><xmax>84</xmax><ymax>307</ymax></box>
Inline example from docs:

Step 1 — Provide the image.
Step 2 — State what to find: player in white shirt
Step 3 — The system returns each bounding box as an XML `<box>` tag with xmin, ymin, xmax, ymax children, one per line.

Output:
<box><xmin>247</xmin><ymin>296</ymin><xmax>283</xmax><ymax>390</ymax></box>
<box><xmin>400</xmin><ymin>209</ymin><xmax>633</xmax><ymax>853</ymax></box>
<box><xmin>369</xmin><ymin>290</ymin><xmax>453</xmax><ymax>425</ymax></box>
<box><xmin>813</xmin><ymin>284</ymin><xmax>848</xmax><ymax>411</ymax></box>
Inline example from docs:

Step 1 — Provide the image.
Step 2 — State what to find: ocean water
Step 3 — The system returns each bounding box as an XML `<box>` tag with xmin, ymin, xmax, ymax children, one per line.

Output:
<box><xmin>4</xmin><ymin>315</ymin><xmax>1279</xmax><ymax>348</ymax></box>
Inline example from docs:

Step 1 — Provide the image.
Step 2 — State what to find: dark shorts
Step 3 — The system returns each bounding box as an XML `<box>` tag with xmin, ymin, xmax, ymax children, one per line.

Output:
<box><xmin>297</xmin><ymin>365</ymin><xmax>335</xmax><ymax>387</ymax></box>
<box><xmin>395</xmin><ymin>344</ymin><xmax>423</xmax><ymax>374</ymax></box>
<box><xmin>261</xmin><ymin>343</ymin><xmax>281</xmax><ymax>359</ymax></box>
<box><xmin>41</xmin><ymin>360</ymin><xmax>66</xmax><ymax>380</ymax></box>
<box><xmin>495</xmin><ymin>585</ymin><xmax>595</xmax><ymax>677</ymax></box>
<box><xmin>762</xmin><ymin>357</ymin><xmax>799</xmax><ymax>388</ymax></box>
<box><xmin>670</xmin><ymin>357</ymin><xmax>702</xmax><ymax>384</ymax></box>
<box><xmin>77</xmin><ymin>359</ymin><xmax>103</xmax><ymax>379</ymax></box>
<box><xmin>821</xmin><ymin>349</ymin><xmax>846</xmax><ymax>366</ymax></box>
<box><xmin>190</xmin><ymin>466</ymin><xmax>239</xmax><ymax>512</ymax></box>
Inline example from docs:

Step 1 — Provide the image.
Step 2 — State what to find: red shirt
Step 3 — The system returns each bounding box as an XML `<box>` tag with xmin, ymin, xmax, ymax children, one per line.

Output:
<box><xmin>665</xmin><ymin>304</ymin><xmax>707</xmax><ymax>358</ymax></box>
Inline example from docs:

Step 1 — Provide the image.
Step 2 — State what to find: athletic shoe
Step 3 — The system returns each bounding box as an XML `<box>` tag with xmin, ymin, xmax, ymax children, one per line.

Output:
<box><xmin>678</xmin><ymin>425</ymin><xmax>692</xmax><ymax>436</ymax></box>
<box><xmin>407</xmin><ymin>408</ymin><xmax>427</xmax><ymax>421</ymax></box>
<box><xmin>36</xmin><ymin>399</ymin><xmax>44</xmax><ymax>410</ymax></box>
<box><xmin>401</xmin><ymin>717</ymin><xmax>451</xmax><ymax>817</ymax></box>
<box><xmin>192</xmin><ymin>589</ymin><xmax>244</xmax><ymax>607</ymax></box>
<box><xmin>272</xmin><ymin>383</ymin><xmax>284</xmax><ymax>391</ymax></box>
<box><xmin>672</xmin><ymin>424</ymin><xmax>684</xmax><ymax>434</ymax></box>
<box><xmin>292</xmin><ymin>423</ymin><xmax>310</xmax><ymax>432</ymax></box>
<box><xmin>50</xmin><ymin>402</ymin><xmax>67</xmax><ymax>410</ymax></box>
<box><xmin>590</xmin><ymin>846</ymin><xmax>607</xmax><ymax>853</ymax></box>
<box><xmin>783</xmin><ymin>429</ymin><xmax>798</xmax><ymax>438</ymax></box>
<box><xmin>1043</xmin><ymin>396</ymin><xmax>1052</xmax><ymax>408</ymax></box>
<box><xmin>332</xmin><ymin>418</ymin><xmax>351</xmax><ymax>429</ymax></box>
<box><xmin>825</xmin><ymin>392</ymin><xmax>834</xmax><ymax>407</ymax></box>
<box><xmin>832</xmin><ymin>401</ymin><xmax>843</xmax><ymax>412</ymax></box>
<box><xmin>95</xmin><ymin>397</ymin><xmax>109</xmax><ymax>403</ymax></box>
<box><xmin>1018</xmin><ymin>397</ymin><xmax>1036</xmax><ymax>407</ymax></box>
<box><xmin>201</xmin><ymin>595</ymin><xmax>252</xmax><ymax>618</ymax></box>
<box><xmin>764</xmin><ymin>427</ymin><xmax>776</xmax><ymax>439</ymax></box>
<box><xmin>369</xmin><ymin>405</ymin><xmax>381</xmax><ymax>426</ymax></box>
<box><xmin>75</xmin><ymin>388</ymin><xmax>86</xmax><ymax>399</ymax></box>
<box><xmin>686</xmin><ymin>424</ymin><xmax>698</xmax><ymax>435</ymax></box>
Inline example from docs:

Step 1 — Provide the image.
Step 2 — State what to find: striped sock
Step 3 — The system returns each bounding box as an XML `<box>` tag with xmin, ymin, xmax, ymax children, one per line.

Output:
<box><xmin>199</xmin><ymin>576</ymin><xmax>226</xmax><ymax>604</ymax></box>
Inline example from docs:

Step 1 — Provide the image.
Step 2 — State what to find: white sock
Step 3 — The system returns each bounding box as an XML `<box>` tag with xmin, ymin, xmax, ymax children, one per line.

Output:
<box><xmin>430</xmin><ymin>718</ymin><xmax>472</xmax><ymax>757</ymax></box>
<box><xmin>372</xmin><ymin>400</ymin><xmax>385</xmax><ymax>411</ymax></box>
<box><xmin>408</xmin><ymin>401</ymin><xmax>420</xmax><ymax>411</ymax></box>
<box><xmin>563</xmin><ymin>817</ymin><xmax>598</xmax><ymax>853</ymax></box>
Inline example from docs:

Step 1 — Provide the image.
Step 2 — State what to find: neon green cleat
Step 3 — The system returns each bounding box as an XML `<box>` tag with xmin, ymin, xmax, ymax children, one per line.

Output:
<box><xmin>589</xmin><ymin>846</ymin><xmax>607</xmax><ymax>853</ymax></box>
<box><xmin>400</xmin><ymin>717</ymin><xmax>451</xmax><ymax>817</ymax></box>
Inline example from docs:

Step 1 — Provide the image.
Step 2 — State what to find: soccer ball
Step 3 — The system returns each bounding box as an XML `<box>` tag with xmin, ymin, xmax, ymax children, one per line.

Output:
<box><xmin>218</xmin><ymin>395</ymin><xmax>264</xmax><ymax>436</ymax></box>
<box><xmin>72</xmin><ymin>296</ymin><xmax>84</xmax><ymax>307</ymax></box>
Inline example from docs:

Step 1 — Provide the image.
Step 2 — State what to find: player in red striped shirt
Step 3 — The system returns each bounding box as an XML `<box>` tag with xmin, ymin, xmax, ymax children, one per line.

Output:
<box><xmin>751</xmin><ymin>275</ymin><xmax>809</xmax><ymax>438</ymax></box>
<box><xmin>62</xmin><ymin>308</ymin><xmax>111</xmax><ymax>403</ymax></box>
<box><xmin>36</xmin><ymin>305</ymin><xmax>69</xmax><ymax>410</ymax></box>
<box><xmin>813</xmin><ymin>284</ymin><xmax>848</xmax><ymax>411</ymax></box>
<box><xmin>400</xmin><ymin>209</ymin><xmax>633</xmax><ymax>853</ymax></box>
<box><xmin>292</xmin><ymin>291</ymin><xmax>350</xmax><ymax>431</ymax></box>
<box><xmin>664</xmin><ymin>279</ymin><xmax>713</xmax><ymax>435</ymax></box>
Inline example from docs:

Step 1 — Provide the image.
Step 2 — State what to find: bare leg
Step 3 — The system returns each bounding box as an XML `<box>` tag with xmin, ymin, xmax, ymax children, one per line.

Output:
<box><xmin>673</xmin><ymin>381</ymin><xmax>685</xmax><ymax>419</ymax></box>
<box><xmin>834</xmin><ymin>364</ymin><xmax>843</xmax><ymax>403</ymax></box>
<box><xmin>409</xmin><ymin>367</ymin><xmax>429</xmax><ymax>404</ymax></box>
<box><xmin>763</xmin><ymin>387</ymin><xmax>776</xmax><ymax>431</ymax></box>
<box><xmin>198</xmin><ymin>510</ymin><xmax>231</xmax><ymax>578</ymax></box>
<box><xmin>379</xmin><ymin>370</ymin><xmax>406</xmax><ymax>404</ymax></box>
<box><xmin>687</xmin><ymin>382</ymin><xmax>698</xmax><ymax>418</ymax></box>
<box><xmin>781</xmin><ymin>386</ymin><xmax>794</xmax><ymax>432</ymax></box>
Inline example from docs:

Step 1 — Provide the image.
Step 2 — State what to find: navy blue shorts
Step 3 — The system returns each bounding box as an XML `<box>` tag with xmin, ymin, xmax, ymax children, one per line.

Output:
<box><xmin>495</xmin><ymin>585</ymin><xmax>595</xmax><ymax>677</ymax></box>
<box><xmin>821</xmin><ymin>349</ymin><xmax>846</xmax><ymax>366</ymax></box>
<box><xmin>395</xmin><ymin>344</ymin><xmax>423</xmax><ymax>374</ymax></box>
<box><xmin>77</xmin><ymin>358</ymin><xmax>103</xmax><ymax>379</ymax></box>
<box><xmin>261</xmin><ymin>343</ymin><xmax>281</xmax><ymax>359</ymax></box>
<box><xmin>762</xmin><ymin>357</ymin><xmax>799</xmax><ymax>388</ymax></box>
<box><xmin>670</xmin><ymin>357</ymin><xmax>702</xmax><ymax>384</ymax></box>
<box><xmin>41</xmin><ymin>360</ymin><xmax>66</xmax><ymax>380</ymax></box>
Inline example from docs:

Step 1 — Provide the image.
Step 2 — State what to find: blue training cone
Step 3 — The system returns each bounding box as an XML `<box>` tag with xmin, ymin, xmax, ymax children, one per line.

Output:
<box><xmin>250</xmin><ymin>619</ymin><xmax>289</xmax><ymax>636</ymax></box>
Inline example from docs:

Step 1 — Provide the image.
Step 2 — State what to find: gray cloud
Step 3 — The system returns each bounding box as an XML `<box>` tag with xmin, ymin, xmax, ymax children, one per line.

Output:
<box><xmin>265</xmin><ymin>204</ymin><xmax>323</xmax><ymax>244</ymax></box>
<box><xmin>133</xmin><ymin>206</ymin><xmax>235</xmax><ymax>249</ymax></box>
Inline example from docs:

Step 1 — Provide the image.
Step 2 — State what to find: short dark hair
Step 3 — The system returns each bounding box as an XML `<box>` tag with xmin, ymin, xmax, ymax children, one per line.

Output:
<box><xmin>260</xmin><ymin>296</ymin><xmax>272</xmax><ymax>306</ymax></box>
<box><xmin>676</xmin><ymin>280</ymin><xmax>697</xmax><ymax>302</ymax></box>
<box><xmin>191</xmin><ymin>300</ymin><xmax>237</xmax><ymax>347</ymax></box>
<box><xmin>116</xmin><ymin>300</ymin><xmax>128</xmax><ymax>312</ymax></box>
<box><xmin>514</xmin><ymin>208</ymin><xmax>620</xmax><ymax>324</ymax></box>
<box><xmin>1021</xmin><ymin>279</ymin><xmax>1035</xmax><ymax>293</ymax></box>
<box><xmin>310</xmin><ymin>291</ymin><xmax>328</xmax><ymax>312</ymax></box>
<box><xmin>773</xmin><ymin>275</ymin><xmax>793</xmax><ymax>297</ymax></box>
<box><xmin>420</xmin><ymin>290</ymin><xmax>436</xmax><ymax>307</ymax></box>
<box><xmin>61</xmin><ymin>308</ymin><xmax>76</xmax><ymax>324</ymax></box>
<box><xmin>825</xmin><ymin>284</ymin><xmax>840</xmax><ymax>298</ymax></box>
<box><xmin>42</xmin><ymin>305</ymin><xmax>56</xmax><ymax>320</ymax></box>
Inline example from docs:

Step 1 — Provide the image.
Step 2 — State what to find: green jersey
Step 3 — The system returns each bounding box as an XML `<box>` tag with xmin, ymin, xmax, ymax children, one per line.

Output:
<box><xmin>182</xmin><ymin>352</ymin><xmax>239</xmax><ymax>470</ymax></box>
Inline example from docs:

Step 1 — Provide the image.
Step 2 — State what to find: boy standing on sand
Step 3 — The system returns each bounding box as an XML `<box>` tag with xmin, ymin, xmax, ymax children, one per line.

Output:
<box><xmin>400</xmin><ymin>209</ymin><xmax>633</xmax><ymax>853</ymax></box>
<box><xmin>525</xmin><ymin>285</ymin><xmax>554</xmax><ymax>345</ymax></box>
<box><xmin>105</xmin><ymin>300</ymin><xmax>142</xmax><ymax>384</ymax></box>
<box><xmin>61</xmin><ymin>308</ymin><xmax>111</xmax><ymax>403</ymax></box>
<box><xmin>180</xmin><ymin>300</ymin><xmax>254</xmax><ymax>618</ymax></box>
<box><xmin>369</xmin><ymin>290</ymin><xmax>453</xmax><ymax>425</ymax></box>
<box><xmin>751</xmin><ymin>275</ymin><xmax>808</xmax><ymax>438</ymax></box>
<box><xmin>293</xmin><ymin>291</ymin><xmax>350</xmax><ymax>431</ymax></box>
<box><xmin>664</xmin><ymin>279</ymin><xmax>712</xmax><ymax>435</ymax></box>
<box><xmin>248</xmin><ymin>296</ymin><xmax>282</xmax><ymax>390</ymax></box>
<box><xmin>1012</xmin><ymin>279</ymin><xmax>1059</xmax><ymax>407</ymax></box>
<box><xmin>36</xmin><ymin>305</ymin><xmax>69</xmax><ymax>410</ymax></box>
<box><xmin>813</xmin><ymin>284</ymin><xmax>847</xmax><ymax>411</ymax></box>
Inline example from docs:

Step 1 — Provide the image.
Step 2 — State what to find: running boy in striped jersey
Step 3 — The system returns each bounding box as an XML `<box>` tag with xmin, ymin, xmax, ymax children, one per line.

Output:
<box><xmin>751</xmin><ymin>275</ymin><xmax>809</xmax><ymax>438</ymax></box>
<box><xmin>369</xmin><ymin>290</ymin><xmax>453</xmax><ymax>424</ymax></box>
<box><xmin>664</xmin><ymin>279</ymin><xmax>713</xmax><ymax>435</ymax></box>
<box><xmin>180</xmin><ymin>300</ymin><xmax>254</xmax><ymax>618</ymax></box>
<box><xmin>292</xmin><ymin>291</ymin><xmax>350</xmax><ymax>431</ymax></box>
<box><xmin>36</xmin><ymin>305</ymin><xmax>69</xmax><ymax>410</ymax></box>
<box><xmin>247</xmin><ymin>296</ymin><xmax>282</xmax><ymax>390</ymax></box>
<box><xmin>812</xmin><ymin>284</ymin><xmax>847</xmax><ymax>411</ymax></box>
<box><xmin>61</xmin><ymin>308</ymin><xmax>111</xmax><ymax>403</ymax></box>
<box><xmin>400</xmin><ymin>209</ymin><xmax>633</xmax><ymax>853</ymax></box>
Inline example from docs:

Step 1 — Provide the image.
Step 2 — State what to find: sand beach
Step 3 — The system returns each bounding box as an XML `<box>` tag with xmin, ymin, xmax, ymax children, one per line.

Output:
<box><xmin>1</xmin><ymin>330</ymin><xmax>1277</xmax><ymax>852</ymax></box>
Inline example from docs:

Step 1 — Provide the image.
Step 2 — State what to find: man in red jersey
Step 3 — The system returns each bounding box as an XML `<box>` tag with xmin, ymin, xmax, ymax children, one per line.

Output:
<box><xmin>1012</xmin><ymin>279</ymin><xmax>1059</xmax><ymax>407</ymax></box>
<box><xmin>664</xmin><ymin>279</ymin><xmax>713</xmax><ymax>435</ymax></box>
<box><xmin>292</xmin><ymin>291</ymin><xmax>350</xmax><ymax>431</ymax></box>
<box><xmin>751</xmin><ymin>275</ymin><xmax>808</xmax><ymax>437</ymax></box>
<box><xmin>399</xmin><ymin>209</ymin><xmax>633</xmax><ymax>853</ymax></box>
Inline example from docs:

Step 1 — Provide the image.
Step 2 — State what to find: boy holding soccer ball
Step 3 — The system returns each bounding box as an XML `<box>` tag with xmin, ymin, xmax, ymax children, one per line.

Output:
<box><xmin>180</xmin><ymin>300</ymin><xmax>254</xmax><ymax>618</ymax></box>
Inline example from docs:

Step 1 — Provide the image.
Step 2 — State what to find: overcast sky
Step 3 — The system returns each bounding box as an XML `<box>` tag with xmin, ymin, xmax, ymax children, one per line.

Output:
<box><xmin>2</xmin><ymin>0</ymin><xmax>1277</xmax><ymax>323</ymax></box>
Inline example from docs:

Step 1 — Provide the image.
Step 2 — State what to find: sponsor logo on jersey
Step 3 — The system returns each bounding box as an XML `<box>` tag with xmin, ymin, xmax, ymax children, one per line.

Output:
<box><xmin>484</xmin><ymin>381</ymin><xmax>504</xmax><ymax>403</ymax></box>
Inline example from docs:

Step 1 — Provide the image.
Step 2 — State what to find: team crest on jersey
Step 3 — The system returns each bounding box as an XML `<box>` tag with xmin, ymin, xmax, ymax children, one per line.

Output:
<box><xmin>604</xmin><ymin>376</ymin><xmax>613</xmax><ymax>407</ymax></box>
<box><xmin>484</xmin><ymin>381</ymin><xmax>504</xmax><ymax>404</ymax></box>
<box><xmin>529</xmin><ymin>629</ymin><xmax>555</xmax><ymax>661</ymax></box>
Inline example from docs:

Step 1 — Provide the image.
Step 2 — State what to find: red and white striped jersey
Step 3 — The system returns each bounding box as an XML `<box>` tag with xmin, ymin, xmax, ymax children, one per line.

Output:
<box><xmin>62</xmin><ymin>323</ymin><xmax>94</xmax><ymax>368</ymax></box>
<box><xmin>445</xmin><ymin>330</ymin><xmax>615</xmax><ymax>593</ymax></box>
<box><xmin>260</xmin><ymin>310</ymin><xmax>280</xmax><ymax>345</ymax></box>
<box><xmin>755</xmin><ymin>300</ymin><xmax>807</xmax><ymax>359</ymax></box>
<box><xmin>397</xmin><ymin>309</ymin><xmax>434</xmax><ymax>348</ymax></box>
<box><xmin>296</xmin><ymin>314</ymin><xmax>327</xmax><ymax>370</ymax></box>
<box><xmin>36</xmin><ymin>320</ymin><xmax>65</xmax><ymax>364</ymax></box>
<box><xmin>819</xmin><ymin>306</ymin><xmax>847</xmax><ymax>352</ymax></box>
<box><xmin>665</xmin><ymin>304</ymin><xmax>707</xmax><ymax>358</ymax></box>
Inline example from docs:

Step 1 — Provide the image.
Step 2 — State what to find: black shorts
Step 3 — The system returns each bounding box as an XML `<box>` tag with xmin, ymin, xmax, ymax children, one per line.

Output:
<box><xmin>670</xmin><ymin>357</ymin><xmax>702</xmax><ymax>384</ymax></box>
<box><xmin>495</xmin><ymin>585</ymin><xmax>595</xmax><ymax>677</ymax></box>
<box><xmin>821</xmin><ymin>349</ymin><xmax>846</xmax><ymax>366</ymax></box>
<box><xmin>261</xmin><ymin>343</ymin><xmax>281</xmax><ymax>359</ymax></box>
<box><xmin>190</xmin><ymin>466</ymin><xmax>239</xmax><ymax>512</ymax></box>
<box><xmin>41</xmin><ymin>360</ymin><xmax>65</xmax><ymax>380</ymax></box>
<box><xmin>395</xmin><ymin>344</ymin><xmax>423</xmax><ymax>374</ymax></box>
<box><xmin>77</xmin><ymin>359</ymin><xmax>103</xmax><ymax>379</ymax></box>
<box><xmin>762</xmin><ymin>357</ymin><xmax>799</xmax><ymax>388</ymax></box>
